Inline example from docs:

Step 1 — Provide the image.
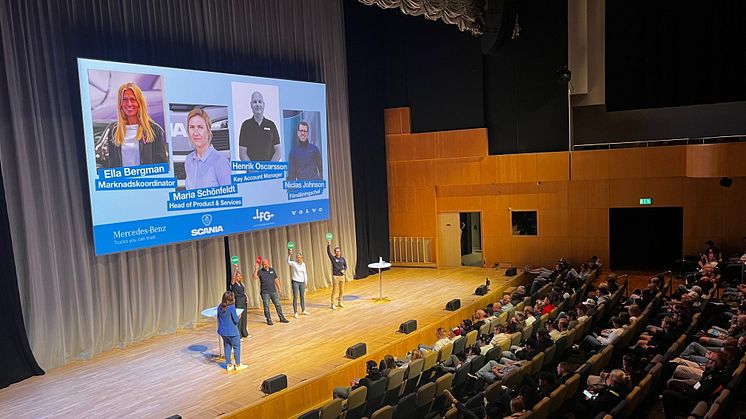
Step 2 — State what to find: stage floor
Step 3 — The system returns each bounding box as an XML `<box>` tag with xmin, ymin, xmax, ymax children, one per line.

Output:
<box><xmin>0</xmin><ymin>266</ymin><xmax>522</xmax><ymax>419</ymax></box>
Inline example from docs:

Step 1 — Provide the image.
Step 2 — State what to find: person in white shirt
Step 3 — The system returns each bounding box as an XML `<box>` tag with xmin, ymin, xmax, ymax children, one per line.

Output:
<box><xmin>419</xmin><ymin>327</ymin><xmax>451</xmax><ymax>353</ymax></box>
<box><xmin>288</xmin><ymin>248</ymin><xmax>309</xmax><ymax>318</ymax></box>
<box><xmin>581</xmin><ymin>316</ymin><xmax>624</xmax><ymax>353</ymax></box>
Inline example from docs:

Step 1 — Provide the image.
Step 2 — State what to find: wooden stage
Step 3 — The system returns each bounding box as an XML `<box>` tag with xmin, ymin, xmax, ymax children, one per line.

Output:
<box><xmin>0</xmin><ymin>267</ymin><xmax>526</xmax><ymax>419</ymax></box>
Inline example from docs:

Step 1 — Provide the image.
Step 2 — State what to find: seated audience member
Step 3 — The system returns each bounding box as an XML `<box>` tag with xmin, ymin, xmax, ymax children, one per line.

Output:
<box><xmin>511</xmin><ymin>286</ymin><xmax>527</xmax><ymax>305</ymax></box>
<box><xmin>473</xmin><ymin>357</ymin><xmax>525</xmax><ymax>384</ymax></box>
<box><xmin>700</xmin><ymin>314</ymin><xmax>746</xmax><ymax>347</ymax></box>
<box><xmin>546</xmin><ymin>320</ymin><xmax>561</xmax><ymax>342</ymax></box>
<box><xmin>499</xmin><ymin>293</ymin><xmax>514</xmax><ymax>314</ymax></box>
<box><xmin>635</xmin><ymin>316</ymin><xmax>679</xmax><ymax>355</ymax></box>
<box><xmin>500</xmin><ymin>337</ymin><xmax>541</xmax><ymax>365</ymax></box>
<box><xmin>521</xmin><ymin>371</ymin><xmax>558</xmax><ymax>409</ymax></box>
<box><xmin>504</xmin><ymin>396</ymin><xmax>527</xmax><ymax>418</ymax></box>
<box><xmin>628</xmin><ymin>304</ymin><xmax>642</xmax><ymax>322</ymax></box>
<box><xmin>556</xmin><ymin>361</ymin><xmax>574</xmax><ymax>384</ymax></box>
<box><xmin>606</xmin><ymin>273</ymin><xmax>619</xmax><ymax>293</ymax></box>
<box><xmin>473</xmin><ymin>309</ymin><xmax>490</xmax><ymax>332</ymax></box>
<box><xmin>523</xmin><ymin>306</ymin><xmax>538</xmax><ymax>328</ymax></box>
<box><xmin>333</xmin><ymin>360</ymin><xmax>382</xmax><ymax>399</ymax></box>
<box><xmin>662</xmin><ymin>351</ymin><xmax>731</xmax><ymax>419</ymax></box>
<box><xmin>379</xmin><ymin>354</ymin><xmax>399</xmax><ymax>377</ymax></box>
<box><xmin>580</xmin><ymin>316</ymin><xmax>624</xmax><ymax>353</ymax></box>
<box><xmin>575</xmin><ymin>369</ymin><xmax>630</xmax><ymax>419</ymax></box>
<box><xmin>596</xmin><ymin>283</ymin><xmax>611</xmax><ymax>304</ymax></box>
<box><xmin>419</xmin><ymin>327</ymin><xmax>451</xmax><ymax>352</ymax></box>
<box><xmin>488</xmin><ymin>323</ymin><xmax>517</xmax><ymax>351</ymax></box>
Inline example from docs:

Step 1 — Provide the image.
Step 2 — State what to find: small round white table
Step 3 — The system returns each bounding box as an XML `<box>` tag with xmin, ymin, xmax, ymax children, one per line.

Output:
<box><xmin>368</xmin><ymin>260</ymin><xmax>392</xmax><ymax>302</ymax></box>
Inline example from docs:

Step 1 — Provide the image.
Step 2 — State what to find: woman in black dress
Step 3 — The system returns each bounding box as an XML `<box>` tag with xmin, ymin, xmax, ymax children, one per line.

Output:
<box><xmin>231</xmin><ymin>267</ymin><xmax>250</xmax><ymax>339</ymax></box>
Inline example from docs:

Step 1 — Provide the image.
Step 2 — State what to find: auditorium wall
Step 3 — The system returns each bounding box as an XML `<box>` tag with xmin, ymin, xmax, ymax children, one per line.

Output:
<box><xmin>386</xmin><ymin>107</ymin><xmax>746</xmax><ymax>268</ymax></box>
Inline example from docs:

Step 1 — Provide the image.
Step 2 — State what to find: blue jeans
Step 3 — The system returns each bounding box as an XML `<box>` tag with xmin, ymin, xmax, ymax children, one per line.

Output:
<box><xmin>222</xmin><ymin>335</ymin><xmax>241</xmax><ymax>365</ymax></box>
<box><xmin>292</xmin><ymin>281</ymin><xmax>306</xmax><ymax>313</ymax></box>
<box><xmin>261</xmin><ymin>292</ymin><xmax>285</xmax><ymax>321</ymax></box>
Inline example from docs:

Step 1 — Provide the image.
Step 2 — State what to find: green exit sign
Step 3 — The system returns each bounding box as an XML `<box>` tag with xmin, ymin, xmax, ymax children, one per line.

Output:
<box><xmin>639</xmin><ymin>197</ymin><xmax>652</xmax><ymax>205</ymax></box>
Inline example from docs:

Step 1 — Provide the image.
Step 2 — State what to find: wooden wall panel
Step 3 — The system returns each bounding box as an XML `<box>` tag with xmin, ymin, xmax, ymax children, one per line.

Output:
<box><xmin>686</xmin><ymin>144</ymin><xmax>729</xmax><ymax>178</ymax></box>
<box><xmin>644</xmin><ymin>177</ymin><xmax>685</xmax><ymax>207</ymax></box>
<box><xmin>644</xmin><ymin>146</ymin><xmax>686</xmax><ymax>177</ymax></box>
<box><xmin>386</xmin><ymin>115</ymin><xmax>745</xmax><ymax>266</ymax></box>
<box><xmin>608</xmin><ymin>178</ymin><xmax>642</xmax><ymax>207</ymax></box>
<box><xmin>571</xmin><ymin>149</ymin><xmax>609</xmax><ymax>180</ymax></box>
<box><xmin>728</xmin><ymin>143</ymin><xmax>746</xmax><ymax>177</ymax></box>
<box><xmin>609</xmin><ymin>148</ymin><xmax>645</xmax><ymax>179</ymax></box>
<box><xmin>538</xmin><ymin>181</ymin><xmax>569</xmax><ymax>209</ymax></box>
<box><xmin>568</xmin><ymin>179</ymin><xmax>610</xmax><ymax>209</ymax></box>
<box><xmin>539</xmin><ymin>208</ymin><xmax>570</xmax><ymax>237</ymax></box>
<box><xmin>537</xmin><ymin>152</ymin><xmax>570</xmax><ymax>181</ymax></box>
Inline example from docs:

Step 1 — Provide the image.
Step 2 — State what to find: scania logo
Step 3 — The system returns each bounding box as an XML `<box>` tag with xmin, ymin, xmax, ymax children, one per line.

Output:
<box><xmin>201</xmin><ymin>214</ymin><xmax>213</xmax><ymax>226</ymax></box>
<box><xmin>253</xmin><ymin>209</ymin><xmax>275</xmax><ymax>222</ymax></box>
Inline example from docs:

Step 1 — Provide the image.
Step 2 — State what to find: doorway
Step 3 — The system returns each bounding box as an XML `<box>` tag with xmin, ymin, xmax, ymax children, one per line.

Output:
<box><xmin>609</xmin><ymin>207</ymin><xmax>683</xmax><ymax>271</ymax></box>
<box><xmin>460</xmin><ymin>212</ymin><xmax>483</xmax><ymax>267</ymax></box>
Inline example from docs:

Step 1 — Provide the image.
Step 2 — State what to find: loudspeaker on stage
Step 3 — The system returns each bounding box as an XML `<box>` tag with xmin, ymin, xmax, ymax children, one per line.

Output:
<box><xmin>346</xmin><ymin>343</ymin><xmax>367</xmax><ymax>359</ymax></box>
<box><xmin>261</xmin><ymin>374</ymin><xmax>288</xmax><ymax>394</ymax></box>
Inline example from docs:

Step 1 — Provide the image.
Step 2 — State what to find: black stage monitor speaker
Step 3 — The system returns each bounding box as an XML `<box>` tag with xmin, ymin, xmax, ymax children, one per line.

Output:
<box><xmin>261</xmin><ymin>374</ymin><xmax>288</xmax><ymax>394</ymax></box>
<box><xmin>475</xmin><ymin>285</ymin><xmax>489</xmax><ymax>295</ymax></box>
<box><xmin>505</xmin><ymin>267</ymin><xmax>517</xmax><ymax>276</ymax></box>
<box><xmin>346</xmin><ymin>342</ymin><xmax>367</xmax><ymax>359</ymax></box>
<box><xmin>446</xmin><ymin>299</ymin><xmax>461</xmax><ymax>311</ymax></box>
<box><xmin>399</xmin><ymin>319</ymin><xmax>417</xmax><ymax>334</ymax></box>
<box><xmin>720</xmin><ymin>177</ymin><xmax>733</xmax><ymax>188</ymax></box>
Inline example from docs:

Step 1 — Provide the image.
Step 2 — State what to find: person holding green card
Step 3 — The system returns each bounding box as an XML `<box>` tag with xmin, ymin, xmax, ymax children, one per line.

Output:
<box><xmin>287</xmin><ymin>242</ymin><xmax>309</xmax><ymax>318</ymax></box>
<box><xmin>326</xmin><ymin>234</ymin><xmax>348</xmax><ymax>310</ymax></box>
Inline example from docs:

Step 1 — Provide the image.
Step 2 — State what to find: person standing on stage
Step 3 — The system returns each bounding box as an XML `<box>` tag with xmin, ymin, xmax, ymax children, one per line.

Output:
<box><xmin>327</xmin><ymin>240</ymin><xmax>348</xmax><ymax>310</ymax></box>
<box><xmin>253</xmin><ymin>258</ymin><xmax>290</xmax><ymax>325</ymax></box>
<box><xmin>231</xmin><ymin>267</ymin><xmax>250</xmax><ymax>339</ymax></box>
<box><xmin>288</xmin><ymin>248</ymin><xmax>310</xmax><ymax>318</ymax></box>
<box><xmin>217</xmin><ymin>291</ymin><xmax>247</xmax><ymax>371</ymax></box>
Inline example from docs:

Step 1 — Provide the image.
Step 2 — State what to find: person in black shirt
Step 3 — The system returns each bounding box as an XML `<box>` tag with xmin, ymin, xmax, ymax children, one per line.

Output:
<box><xmin>238</xmin><ymin>91</ymin><xmax>281</xmax><ymax>162</ymax></box>
<box><xmin>253</xmin><ymin>258</ymin><xmax>289</xmax><ymax>325</ymax></box>
<box><xmin>662</xmin><ymin>351</ymin><xmax>730</xmax><ymax>419</ymax></box>
<box><xmin>575</xmin><ymin>369</ymin><xmax>630</xmax><ymax>419</ymax></box>
<box><xmin>327</xmin><ymin>240</ymin><xmax>348</xmax><ymax>309</ymax></box>
<box><xmin>333</xmin><ymin>360</ymin><xmax>382</xmax><ymax>399</ymax></box>
<box><xmin>231</xmin><ymin>267</ymin><xmax>250</xmax><ymax>339</ymax></box>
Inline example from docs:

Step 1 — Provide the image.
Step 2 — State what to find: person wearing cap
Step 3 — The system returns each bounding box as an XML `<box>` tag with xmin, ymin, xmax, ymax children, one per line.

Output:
<box><xmin>332</xmin><ymin>360</ymin><xmax>382</xmax><ymax>399</ymax></box>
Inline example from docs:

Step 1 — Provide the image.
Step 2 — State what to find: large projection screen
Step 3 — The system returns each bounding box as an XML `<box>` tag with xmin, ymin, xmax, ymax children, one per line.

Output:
<box><xmin>78</xmin><ymin>59</ymin><xmax>329</xmax><ymax>255</ymax></box>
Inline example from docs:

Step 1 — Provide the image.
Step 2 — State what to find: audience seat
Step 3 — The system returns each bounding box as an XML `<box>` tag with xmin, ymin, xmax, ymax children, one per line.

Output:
<box><xmin>382</xmin><ymin>368</ymin><xmax>404</xmax><ymax>406</ymax></box>
<box><xmin>344</xmin><ymin>386</ymin><xmax>367</xmax><ymax>419</ymax></box>
<box><xmin>392</xmin><ymin>393</ymin><xmax>416</xmax><ymax>419</ymax></box>
<box><xmin>320</xmin><ymin>398</ymin><xmax>344</xmax><ymax>419</ymax></box>
<box><xmin>413</xmin><ymin>381</ymin><xmax>436</xmax><ymax>418</ymax></box>
<box><xmin>369</xmin><ymin>405</ymin><xmax>393</xmax><ymax>419</ymax></box>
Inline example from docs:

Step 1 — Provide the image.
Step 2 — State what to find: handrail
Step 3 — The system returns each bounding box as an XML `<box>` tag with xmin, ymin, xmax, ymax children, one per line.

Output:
<box><xmin>573</xmin><ymin>134</ymin><xmax>746</xmax><ymax>151</ymax></box>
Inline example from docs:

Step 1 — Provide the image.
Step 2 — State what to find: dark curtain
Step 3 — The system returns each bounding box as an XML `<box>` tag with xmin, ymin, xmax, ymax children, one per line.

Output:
<box><xmin>344</xmin><ymin>1</ymin><xmax>391</xmax><ymax>277</ymax></box>
<box><xmin>483</xmin><ymin>0</ymin><xmax>569</xmax><ymax>154</ymax></box>
<box><xmin>606</xmin><ymin>0</ymin><xmax>746</xmax><ymax>111</ymax></box>
<box><xmin>0</xmin><ymin>158</ymin><xmax>44</xmax><ymax>387</ymax></box>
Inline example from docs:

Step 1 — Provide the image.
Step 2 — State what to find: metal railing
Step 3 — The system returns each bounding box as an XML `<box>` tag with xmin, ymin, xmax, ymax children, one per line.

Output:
<box><xmin>390</xmin><ymin>236</ymin><xmax>434</xmax><ymax>266</ymax></box>
<box><xmin>573</xmin><ymin>134</ymin><xmax>746</xmax><ymax>151</ymax></box>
